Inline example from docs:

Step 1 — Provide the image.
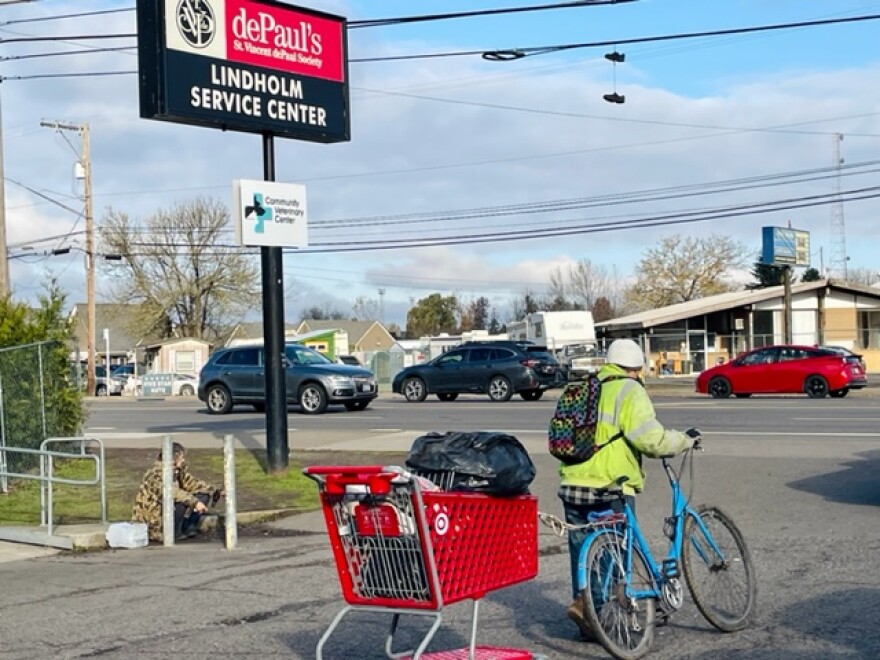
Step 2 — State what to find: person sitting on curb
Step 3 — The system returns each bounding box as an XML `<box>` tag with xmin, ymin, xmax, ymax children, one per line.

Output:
<box><xmin>132</xmin><ymin>442</ymin><xmax>224</xmax><ymax>543</ymax></box>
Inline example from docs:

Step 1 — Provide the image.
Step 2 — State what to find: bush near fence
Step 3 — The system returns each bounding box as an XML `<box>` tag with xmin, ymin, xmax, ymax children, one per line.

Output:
<box><xmin>0</xmin><ymin>341</ymin><xmax>85</xmax><ymax>479</ymax></box>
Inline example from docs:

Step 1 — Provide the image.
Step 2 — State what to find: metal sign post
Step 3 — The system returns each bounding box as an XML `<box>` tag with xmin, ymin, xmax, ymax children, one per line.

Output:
<box><xmin>137</xmin><ymin>0</ymin><xmax>350</xmax><ymax>472</ymax></box>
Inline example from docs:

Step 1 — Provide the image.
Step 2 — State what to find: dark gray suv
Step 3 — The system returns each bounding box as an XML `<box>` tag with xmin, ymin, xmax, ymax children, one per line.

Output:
<box><xmin>391</xmin><ymin>340</ymin><xmax>563</xmax><ymax>402</ymax></box>
<box><xmin>198</xmin><ymin>343</ymin><xmax>378</xmax><ymax>415</ymax></box>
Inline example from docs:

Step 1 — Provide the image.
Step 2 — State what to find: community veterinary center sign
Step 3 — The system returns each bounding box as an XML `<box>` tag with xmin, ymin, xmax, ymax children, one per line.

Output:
<box><xmin>137</xmin><ymin>0</ymin><xmax>350</xmax><ymax>142</ymax></box>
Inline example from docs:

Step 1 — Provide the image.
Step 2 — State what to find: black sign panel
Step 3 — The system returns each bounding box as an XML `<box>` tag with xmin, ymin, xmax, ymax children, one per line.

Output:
<box><xmin>137</xmin><ymin>0</ymin><xmax>350</xmax><ymax>143</ymax></box>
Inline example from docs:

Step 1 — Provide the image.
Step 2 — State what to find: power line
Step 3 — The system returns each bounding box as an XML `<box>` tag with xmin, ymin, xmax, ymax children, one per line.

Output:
<box><xmin>59</xmin><ymin>186</ymin><xmax>880</xmax><ymax>256</ymax></box>
<box><xmin>0</xmin><ymin>7</ymin><xmax>133</xmax><ymax>26</ymax></box>
<box><xmin>353</xmin><ymin>13</ymin><xmax>880</xmax><ymax>62</ymax></box>
<box><xmin>348</xmin><ymin>0</ymin><xmax>636</xmax><ymax>29</ymax></box>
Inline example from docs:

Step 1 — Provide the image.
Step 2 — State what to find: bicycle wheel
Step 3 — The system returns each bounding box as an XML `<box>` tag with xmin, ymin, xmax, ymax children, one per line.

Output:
<box><xmin>581</xmin><ymin>529</ymin><xmax>656</xmax><ymax>660</ymax></box>
<box><xmin>682</xmin><ymin>505</ymin><xmax>757</xmax><ymax>632</ymax></box>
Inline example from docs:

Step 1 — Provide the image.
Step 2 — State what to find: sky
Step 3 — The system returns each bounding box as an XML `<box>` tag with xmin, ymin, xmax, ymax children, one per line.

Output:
<box><xmin>2</xmin><ymin>0</ymin><xmax>880</xmax><ymax>328</ymax></box>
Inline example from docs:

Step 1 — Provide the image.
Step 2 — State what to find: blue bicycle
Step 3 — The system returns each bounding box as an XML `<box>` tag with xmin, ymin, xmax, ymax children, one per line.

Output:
<box><xmin>579</xmin><ymin>443</ymin><xmax>757</xmax><ymax>659</ymax></box>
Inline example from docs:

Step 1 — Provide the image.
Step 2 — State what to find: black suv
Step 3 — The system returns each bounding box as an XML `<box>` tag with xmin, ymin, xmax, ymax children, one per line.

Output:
<box><xmin>391</xmin><ymin>340</ymin><xmax>563</xmax><ymax>402</ymax></box>
<box><xmin>198</xmin><ymin>343</ymin><xmax>378</xmax><ymax>414</ymax></box>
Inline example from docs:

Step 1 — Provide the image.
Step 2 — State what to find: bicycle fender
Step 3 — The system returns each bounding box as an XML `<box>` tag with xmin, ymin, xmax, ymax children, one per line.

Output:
<box><xmin>576</xmin><ymin>527</ymin><xmax>625</xmax><ymax>594</ymax></box>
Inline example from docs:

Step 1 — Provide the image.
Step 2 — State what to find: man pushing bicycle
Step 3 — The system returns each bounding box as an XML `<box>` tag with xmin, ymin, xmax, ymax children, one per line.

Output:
<box><xmin>554</xmin><ymin>338</ymin><xmax>701</xmax><ymax>640</ymax></box>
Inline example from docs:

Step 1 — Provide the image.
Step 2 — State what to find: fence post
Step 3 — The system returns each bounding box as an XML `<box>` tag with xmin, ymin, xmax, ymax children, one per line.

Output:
<box><xmin>37</xmin><ymin>344</ymin><xmax>47</xmax><ymax>440</ymax></box>
<box><xmin>224</xmin><ymin>434</ymin><xmax>238</xmax><ymax>550</ymax></box>
<box><xmin>0</xmin><ymin>375</ymin><xmax>6</xmax><ymax>493</ymax></box>
<box><xmin>162</xmin><ymin>435</ymin><xmax>175</xmax><ymax>547</ymax></box>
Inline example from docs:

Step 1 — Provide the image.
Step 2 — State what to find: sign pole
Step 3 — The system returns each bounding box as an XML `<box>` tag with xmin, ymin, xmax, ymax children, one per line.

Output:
<box><xmin>783</xmin><ymin>266</ymin><xmax>793</xmax><ymax>344</ymax></box>
<box><xmin>260</xmin><ymin>133</ymin><xmax>289</xmax><ymax>473</ymax></box>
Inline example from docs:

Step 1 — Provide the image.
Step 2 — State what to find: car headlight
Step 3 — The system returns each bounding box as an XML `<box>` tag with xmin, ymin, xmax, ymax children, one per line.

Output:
<box><xmin>327</xmin><ymin>375</ymin><xmax>354</xmax><ymax>387</ymax></box>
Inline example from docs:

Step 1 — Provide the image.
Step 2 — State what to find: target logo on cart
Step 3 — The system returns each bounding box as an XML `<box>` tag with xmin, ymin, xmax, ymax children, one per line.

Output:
<box><xmin>432</xmin><ymin>503</ymin><xmax>450</xmax><ymax>536</ymax></box>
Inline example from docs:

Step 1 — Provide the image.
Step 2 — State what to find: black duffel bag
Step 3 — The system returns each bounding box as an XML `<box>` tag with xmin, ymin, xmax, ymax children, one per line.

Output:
<box><xmin>405</xmin><ymin>431</ymin><xmax>536</xmax><ymax>496</ymax></box>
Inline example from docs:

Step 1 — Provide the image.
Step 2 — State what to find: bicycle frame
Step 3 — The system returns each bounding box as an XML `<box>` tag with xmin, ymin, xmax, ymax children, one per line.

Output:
<box><xmin>576</xmin><ymin>450</ymin><xmax>728</xmax><ymax>606</ymax></box>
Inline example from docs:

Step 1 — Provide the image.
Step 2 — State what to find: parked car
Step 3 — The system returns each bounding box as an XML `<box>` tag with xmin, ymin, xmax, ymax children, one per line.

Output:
<box><xmin>695</xmin><ymin>344</ymin><xmax>867</xmax><ymax>399</ymax></box>
<box><xmin>197</xmin><ymin>343</ymin><xmax>378</xmax><ymax>414</ymax></box>
<box><xmin>172</xmin><ymin>373</ymin><xmax>199</xmax><ymax>396</ymax></box>
<box><xmin>557</xmin><ymin>343</ymin><xmax>607</xmax><ymax>380</ymax></box>
<box><xmin>337</xmin><ymin>355</ymin><xmax>362</xmax><ymax>367</ymax></box>
<box><xmin>392</xmin><ymin>340</ymin><xmax>563</xmax><ymax>402</ymax></box>
<box><xmin>818</xmin><ymin>345</ymin><xmax>867</xmax><ymax>372</ymax></box>
<box><xmin>94</xmin><ymin>365</ymin><xmax>123</xmax><ymax>397</ymax></box>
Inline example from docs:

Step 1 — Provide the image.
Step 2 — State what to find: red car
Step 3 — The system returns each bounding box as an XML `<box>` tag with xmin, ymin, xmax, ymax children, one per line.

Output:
<box><xmin>695</xmin><ymin>344</ymin><xmax>868</xmax><ymax>399</ymax></box>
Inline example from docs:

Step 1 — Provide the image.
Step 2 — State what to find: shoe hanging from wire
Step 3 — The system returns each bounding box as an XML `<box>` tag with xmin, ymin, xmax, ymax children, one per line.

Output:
<box><xmin>603</xmin><ymin>49</ymin><xmax>626</xmax><ymax>104</ymax></box>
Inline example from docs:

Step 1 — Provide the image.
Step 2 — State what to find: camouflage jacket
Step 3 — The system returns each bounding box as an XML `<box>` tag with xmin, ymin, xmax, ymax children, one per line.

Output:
<box><xmin>132</xmin><ymin>461</ymin><xmax>216</xmax><ymax>541</ymax></box>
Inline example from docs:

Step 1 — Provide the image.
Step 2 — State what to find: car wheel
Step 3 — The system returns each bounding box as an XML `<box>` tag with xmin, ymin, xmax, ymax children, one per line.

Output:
<box><xmin>708</xmin><ymin>376</ymin><xmax>732</xmax><ymax>399</ymax></box>
<box><xmin>520</xmin><ymin>390</ymin><xmax>544</xmax><ymax>401</ymax></box>
<box><xmin>95</xmin><ymin>384</ymin><xmax>108</xmax><ymax>397</ymax></box>
<box><xmin>437</xmin><ymin>393</ymin><xmax>459</xmax><ymax>402</ymax></box>
<box><xmin>205</xmin><ymin>384</ymin><xmax>233</xmax><ymax>414</ymax></box>
<box><xmin>402</xmin><ymin>377</ymin><xmax>428</xmax><ymax>402</ymax></box>
<box><xmin>252</xmin><ymin>403</ymin><xmax>266</xmax><ymax>412</ymax></box>
<box><xmin>179</xmin><ymin>384</ymin><xmax>195</xmax><ymax>397</ymax></box>
<box><xmin>734</xmin><ymin>393</ymin><xmax>752</xmax><ymax>399</ymax></box>
<box><xmin>487</xmin><ymin>376</ymin><xmax>513</xmax><ymax>402</ymax></box>
<box><xmin>299</xmin><ymin>383</ymin><xmax>328</xmax><ymax>414</ymax></box>
<box><xmin>344</xmin><ymin>400</ymin><xmax>370</xmax><ymax>411</ymax></box>
<box><xmin>829</xmin><ymin>388</ymin><xmax>849</xmax><ymax>398</ymax></box>
<box><xmin>805</xmin><ymin>376</ymin><xmax>829</xmax><ymax>398</ymax></box>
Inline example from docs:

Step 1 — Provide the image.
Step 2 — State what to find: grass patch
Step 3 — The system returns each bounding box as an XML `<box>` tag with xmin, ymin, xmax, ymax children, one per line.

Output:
<box><xmin>0</xmin><ymin>448</ymin><xmax>320</xmax><ymax>525</ymax></box>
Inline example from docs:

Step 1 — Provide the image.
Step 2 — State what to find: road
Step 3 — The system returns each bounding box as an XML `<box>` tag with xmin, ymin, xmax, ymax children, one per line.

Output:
<box><xmin>1</xmin><ymin>392</ymin><xmax>877</xmax><ymax>658</ymax></box>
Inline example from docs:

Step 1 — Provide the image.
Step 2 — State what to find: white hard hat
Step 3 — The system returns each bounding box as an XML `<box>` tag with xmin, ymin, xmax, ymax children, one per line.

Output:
<box><xmin>607</xmin><ymin>339</ymin><xmax>645</xmax><ymax>369</ymax></box>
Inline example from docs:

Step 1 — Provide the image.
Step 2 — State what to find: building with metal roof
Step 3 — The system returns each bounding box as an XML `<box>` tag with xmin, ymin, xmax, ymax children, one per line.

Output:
<box><xmin>596</xmin><ymin>279</ymin><xmax>880</xmax><ymax>374</ymax></box>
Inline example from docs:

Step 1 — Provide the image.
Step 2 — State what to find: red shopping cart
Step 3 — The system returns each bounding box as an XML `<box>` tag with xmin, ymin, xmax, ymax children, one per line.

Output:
<box><xmin>304</xmin><ymin>465</ymin><xmax>543</xmax><ymax>660</ymax></box>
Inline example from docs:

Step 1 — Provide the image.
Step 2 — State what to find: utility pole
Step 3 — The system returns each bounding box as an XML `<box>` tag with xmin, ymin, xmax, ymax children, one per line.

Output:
<box><xmin>378</xmin><ymin>287</ymin><xmax>386</xmax><ymax>324</ymax></box>
<box><xmin>40</xmin><ymin>121</ymin><xmax>94</xmax><ymax>395</ymax></box>
<box><xmin>0</xmin><ymin>84</ymin><xmax>9</xmax><ymax>297</ymax></box>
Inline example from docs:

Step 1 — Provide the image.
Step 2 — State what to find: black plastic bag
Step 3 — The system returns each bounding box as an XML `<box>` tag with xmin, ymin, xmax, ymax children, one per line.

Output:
<box><xmin>405</xmin><ymin>431</ymin><xmax>536</xmax><ymax>496</ymax></box>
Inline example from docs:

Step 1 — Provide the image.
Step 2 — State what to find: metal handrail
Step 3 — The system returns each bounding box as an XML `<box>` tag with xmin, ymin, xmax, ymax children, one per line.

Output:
<box><xmin>0</xmin><ymin>436</ymin><xmax>106</xmax><ymax>537</ymax></box>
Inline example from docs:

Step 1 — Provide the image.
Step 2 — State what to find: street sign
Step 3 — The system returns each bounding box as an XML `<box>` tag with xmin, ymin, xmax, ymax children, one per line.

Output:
<box><xmin>761</xmin><ymin>226</ymin><xmax>810</xmax><ymax>267</ymax></box>
<box><xmin>137</xmin><ymin>0</ymin><xmax>350</xmax><ymax>143</ymax></box>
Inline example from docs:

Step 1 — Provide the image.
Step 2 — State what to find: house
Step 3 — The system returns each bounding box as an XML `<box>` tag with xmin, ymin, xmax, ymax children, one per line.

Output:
<box><xmin>294</xmin><ymin>319</ymin><xmax>397</xmax><ymax>355</ymax></box>
<box><xmin>139</xmin><ymin>337</ymin><xmax>213</xmax><ymax>375</ymax></box>
<box><xmin>597</xmin><ymin>278</ymin><xmax>880</xmax><ymax>374</ymax></box>
<box><xmin>70</xmin><ymin>303</ymin><xmax>151</xmax><ymax>368</ymax></box>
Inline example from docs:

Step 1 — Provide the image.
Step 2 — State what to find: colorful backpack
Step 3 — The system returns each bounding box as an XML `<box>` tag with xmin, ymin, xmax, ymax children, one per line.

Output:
<box><xmin>548</xmin><ymin>375</ymin><xmax>625</xmax><ymax>464</ymax></box>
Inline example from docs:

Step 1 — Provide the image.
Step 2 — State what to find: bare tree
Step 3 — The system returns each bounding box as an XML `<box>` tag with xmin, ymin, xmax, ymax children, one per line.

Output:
<box><xmin>844</xmin><ymin>267</ymin><xmax>880</xmax><ymax>286</ymax></box>
<box><xmin>624</xmin><ymin>234</ymin><xmax>750</xmax><ymax>311</ymax></box>
<box><xmin>352</xmin><ymin>296</ymin><xmax>380</xmax><ymax>321</ymax></box>
<box><xmin>100</xmin><ymin>197</ymin><xmax>260</xmax><ymax>340</ymax></box>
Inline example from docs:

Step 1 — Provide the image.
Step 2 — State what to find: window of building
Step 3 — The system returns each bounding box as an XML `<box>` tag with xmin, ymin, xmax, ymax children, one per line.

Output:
<box><xmin>859</xmin><ymin>310</ymin><xmax>880</xmax><ymax>349</ymax></box>
<box><xmin>175</xmin><ymin>350</ymin><xmax>196</xmax><ymax>372</ymax></box>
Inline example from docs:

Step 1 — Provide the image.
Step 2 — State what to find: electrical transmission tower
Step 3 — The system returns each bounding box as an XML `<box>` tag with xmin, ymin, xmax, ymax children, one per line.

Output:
<box><xmin>828</xmin><ymin>133</ymin><xmax>848</xmax><ymax>279</ymax></box>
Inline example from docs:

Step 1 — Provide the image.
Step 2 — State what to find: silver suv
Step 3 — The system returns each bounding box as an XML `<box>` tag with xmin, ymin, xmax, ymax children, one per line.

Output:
<box><xmin>198</xmin><ymin>343</ymin><xmax>378</xmax><ymax>415</ymax></box>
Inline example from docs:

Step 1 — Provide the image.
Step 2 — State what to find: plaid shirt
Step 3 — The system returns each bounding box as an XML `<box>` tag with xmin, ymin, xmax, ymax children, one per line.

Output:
<box><xmin>558</xmin><ymin>484</ymin><xmax>620</xmax><ymax>506</ymax></box>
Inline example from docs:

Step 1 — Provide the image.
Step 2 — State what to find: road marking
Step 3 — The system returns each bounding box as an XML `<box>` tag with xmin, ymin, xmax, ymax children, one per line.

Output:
<box><xmin>89</xmin><ymin>426</ymin><xmax>116</xmax><ymax>430</ymax></box>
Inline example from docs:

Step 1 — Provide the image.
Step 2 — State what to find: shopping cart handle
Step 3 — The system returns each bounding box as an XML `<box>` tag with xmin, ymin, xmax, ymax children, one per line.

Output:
<box><xmin>304</xmin><ymin>465</ymin><xmax>399</xmax><ymax>475</ymax></box>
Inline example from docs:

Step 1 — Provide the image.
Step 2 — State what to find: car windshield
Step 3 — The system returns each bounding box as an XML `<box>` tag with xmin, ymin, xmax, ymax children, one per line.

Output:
<box><xmin>286</xmin><ymin>344</ymin><xmax>333</xmax><ymax>366</ymax></box>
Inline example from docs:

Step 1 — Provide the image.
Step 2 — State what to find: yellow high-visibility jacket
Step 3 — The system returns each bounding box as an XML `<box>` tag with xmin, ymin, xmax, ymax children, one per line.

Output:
<box><xmin>558</xmin><ymin>363</ymin><xmax>691</xmax><ymax>495</ymax></box>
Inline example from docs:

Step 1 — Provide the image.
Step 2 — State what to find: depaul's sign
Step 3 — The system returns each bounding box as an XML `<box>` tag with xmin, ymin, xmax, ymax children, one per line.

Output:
<box><xmin>137</xmin><ymin>0</ymin><xmax>350</xmax><ymax>142</ymax></box>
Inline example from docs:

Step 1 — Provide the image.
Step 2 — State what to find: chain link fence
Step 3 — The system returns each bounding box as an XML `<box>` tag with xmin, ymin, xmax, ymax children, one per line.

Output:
<box><xmin>0</xmin><ymin>341</ymin><xmax>82</xmax><ymax>492</ymax></box>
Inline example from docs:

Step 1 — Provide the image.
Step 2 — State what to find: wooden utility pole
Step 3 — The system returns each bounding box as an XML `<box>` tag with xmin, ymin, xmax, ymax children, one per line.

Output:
<box><xmin>40</xmin><ymin>121</ymin><xmax>94</xmax><ymax>394</ymax></box>
<box><xmin>0</xmin><ymin>86</ymin><xmax>9</xmax><ymax>298</ymax></box>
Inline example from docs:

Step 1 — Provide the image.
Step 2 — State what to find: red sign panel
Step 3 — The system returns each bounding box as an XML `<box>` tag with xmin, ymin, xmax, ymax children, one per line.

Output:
<box><xmin>225</xmin><ymin>0</ymin><xmax>345</xmax><ymax>83</ymax></box>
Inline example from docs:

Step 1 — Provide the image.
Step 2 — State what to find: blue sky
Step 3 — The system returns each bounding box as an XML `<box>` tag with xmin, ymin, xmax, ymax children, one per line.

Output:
<box><xmin>3</xmin><ymin>0</ymin><xmax>880</xmax><ymax>327</ymax></box>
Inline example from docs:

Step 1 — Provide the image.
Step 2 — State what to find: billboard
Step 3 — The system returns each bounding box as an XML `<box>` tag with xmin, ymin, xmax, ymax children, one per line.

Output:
<box><xmin>233</xmin><ymin>179</ymin><xmax>308</xmax><ymax>247</ymax></box>
<box><xmin>761</xmin><ymin>226</ymin><xmax>810</xmax><ymax>267</ymax></box>
<box><xmin>137</xmin><ymin>0</ymin><xmax>350</xmax><ymax>143</ymax></box>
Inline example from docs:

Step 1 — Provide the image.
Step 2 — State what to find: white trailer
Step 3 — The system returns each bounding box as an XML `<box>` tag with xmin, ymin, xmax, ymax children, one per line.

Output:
<box><xmin>509</xmin><ymin>311</ymin><xmax>597</xmax><ymax>351</ymax></box>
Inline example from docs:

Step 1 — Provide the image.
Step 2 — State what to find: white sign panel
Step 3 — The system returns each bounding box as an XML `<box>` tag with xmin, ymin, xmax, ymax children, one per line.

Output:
<box><xmin>233</xmin><ymin>179</ymin><xmax>308</xmax><ymax>247</ymax></box>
